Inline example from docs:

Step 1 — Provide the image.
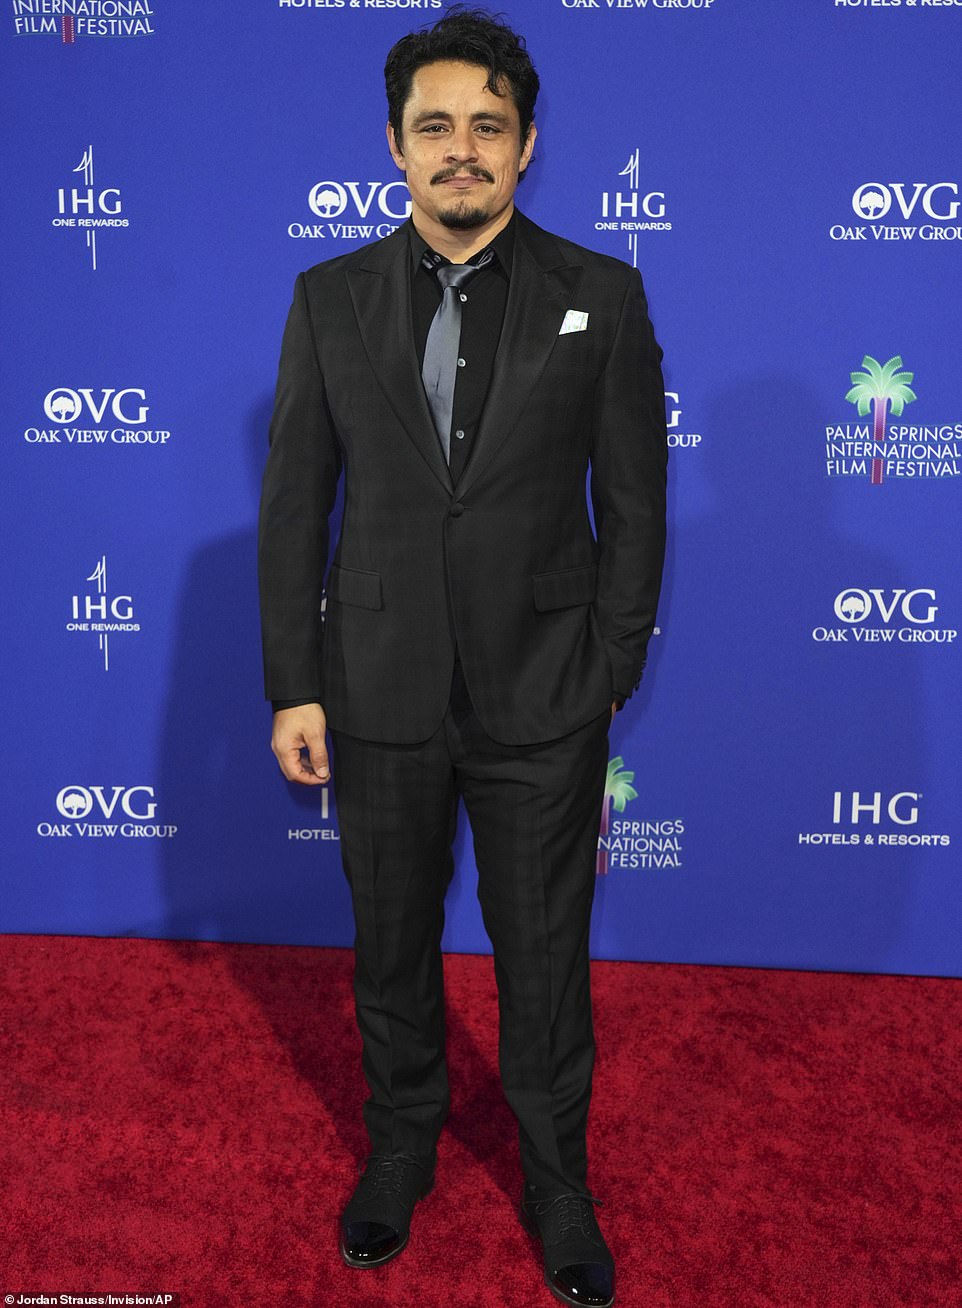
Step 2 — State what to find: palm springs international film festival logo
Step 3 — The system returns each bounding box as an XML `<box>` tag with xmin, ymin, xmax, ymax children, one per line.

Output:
<box><xmin>596</xmin><ymin>756</ymin><xmax>684</xmax><ymax>874</ymax></box>
<box><xmin>66</xmin><ymin>555</ymin><xmax>140</xmax><ymax>670</ymax></box>
<box><xmin>38</xmin><ymin>785</ymin><xmax>176</xmax><ymax>840</ymax></box>
<box><xmin>595</xmin><ymin>149</ymin><xmax>670</xmax><ymax>268</ymax></box>
<box><xmin>288</xmin><ymin>178</ymin><xmax>411</xmax><ymax>242</ymax></box>
<box><xmin>53</xmin><ymin>147</ymin><xmax>127</xmax><ymax>270</ymax></box>
<box><xmin>830</xmin><ymin>182</ymin><xmax>960</xmax><ymax>243</ymax></box>
<box><xmin>811</xmin><ymin>587</ymin><xmax>957</xmax><ymax>646</ymax></box>
<box><xmin>824</xmin><ymin>355</ymin><xmax>961</xmax><ymax>483</ymax></box>
<box><xmin>11</xmin><ymin>0</ymin><xmax>155</xmax><ymax>40</ymax></box>
<box><xmin>24</xmin><ymin>386</ymin><xmax>170</xmax><ymax>447</ymax></box>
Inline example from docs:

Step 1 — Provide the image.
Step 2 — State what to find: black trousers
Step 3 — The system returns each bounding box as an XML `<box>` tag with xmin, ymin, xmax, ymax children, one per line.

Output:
<box><xmin>329</xmin><ymin>658</ymin><xmax>611</xmax><ymax>1194</ymax></box>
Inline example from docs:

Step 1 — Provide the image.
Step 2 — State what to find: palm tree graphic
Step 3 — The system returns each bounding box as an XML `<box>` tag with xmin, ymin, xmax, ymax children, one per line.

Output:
<box><xmin>597</xmin><ymin>756</ymin><xmax>638</xmax><ymax>875</ymax></box>
<box><xmin>845</xmin><ymin>355</ymin><xmax>916</xmax><ymax>486</ymax></box>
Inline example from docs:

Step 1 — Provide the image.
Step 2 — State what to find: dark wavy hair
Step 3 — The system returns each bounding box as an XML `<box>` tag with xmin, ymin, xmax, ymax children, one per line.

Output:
<box><xmin>385</xmin><ymin>6</ymin><xmax>540</xmax><ymax>149</ymax></box>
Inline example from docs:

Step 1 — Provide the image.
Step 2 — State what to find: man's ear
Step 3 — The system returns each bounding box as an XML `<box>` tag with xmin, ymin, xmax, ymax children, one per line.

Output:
<box><xmin>386</xmin><ymin>122</ymin><xmax>406</xmax><ymax>172</ymax></box>
<box><xmin>519</xmin><ymin>122</ymin><xmax>537</xmax><ymax>174</ymax></box>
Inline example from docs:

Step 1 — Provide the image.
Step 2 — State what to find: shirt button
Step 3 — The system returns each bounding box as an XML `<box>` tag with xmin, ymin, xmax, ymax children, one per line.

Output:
<box><xmin>455</xmin><ymin>429</ymin><xmax>465</xmax><ymax>440</ymax></box>
<box><xmin>459</xmin><ymin>293</ymin><xmax>468</xmax><ymax>302</ymax></box>
<box><xmin>457</xmin><ymin>357</ymin><xmax>466</xmax><ymax>367</ymax></box>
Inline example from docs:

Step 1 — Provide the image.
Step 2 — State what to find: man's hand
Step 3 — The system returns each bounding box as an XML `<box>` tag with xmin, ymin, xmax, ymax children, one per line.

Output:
<box><xmin>271</xmin><ymin>703</ymin><xmax>330</xmax><ymax>785</ymax></box>
<box><xmin>610</xmin><ymin>701</ymin><xmax>619</xmax><ymax>724</ymax></box>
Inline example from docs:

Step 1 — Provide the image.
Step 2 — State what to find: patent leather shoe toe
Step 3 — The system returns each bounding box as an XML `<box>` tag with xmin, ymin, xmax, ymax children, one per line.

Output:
<box><xmin>551</xmin><ymin>1260</ymin><xmax>615</xmax><ymax>1307</ymax></box>
<box><xmin>520</xmin><ymin>1186</ymin><xmax>615</xmax><ymax>1308</ymax></box>
<box><xmin>339</xmin><ymin>1151</ymin><xmax>434</xmax><ymax>1269</ymax></box>
<box><xmin>340</xmin><ymin>1218</ymin><xmax>406</xmax><ymax>1267</ymax></box>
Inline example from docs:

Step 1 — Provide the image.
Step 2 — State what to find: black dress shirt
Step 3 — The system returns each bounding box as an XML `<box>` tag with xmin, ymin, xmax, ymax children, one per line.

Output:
<box><xmin>409</xmin><ymin>215</ymin><xmax>512</xmax><ymax>487</ymax></box>
<box><xmin>273</xmin><ymin>213</ymin><xmax>624</xmax><ymax>713</ymax></box>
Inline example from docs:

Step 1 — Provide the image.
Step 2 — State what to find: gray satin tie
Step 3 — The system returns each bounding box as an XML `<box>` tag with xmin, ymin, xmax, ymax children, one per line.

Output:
<box><xmin>421</xmin><ymin>249</ymin><xmax>493</xmax><ymax>463</ymax></box>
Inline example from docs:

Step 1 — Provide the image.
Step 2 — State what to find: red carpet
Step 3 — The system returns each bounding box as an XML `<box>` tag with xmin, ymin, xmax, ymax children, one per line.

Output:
<box><xmin>0</xmin><ymin>935</ymin><xmax>959</xmax><ymax>1307</ymax></box>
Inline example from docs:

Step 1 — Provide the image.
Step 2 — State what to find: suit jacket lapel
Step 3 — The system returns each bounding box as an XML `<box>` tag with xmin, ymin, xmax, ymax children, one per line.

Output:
<box><xmin>344</xmin><ymin>213</ymin><xmax>580</xmax><ymax>501</ymax></box>
<box><xmin>455</xmin><ymin>212</ymin><xmax>579</xmax><ymax>500</ymax></box>
<box><xmin>346</xmin><ymin>225</ymin><xmax>455</xmax><ymax>496</ymax></box>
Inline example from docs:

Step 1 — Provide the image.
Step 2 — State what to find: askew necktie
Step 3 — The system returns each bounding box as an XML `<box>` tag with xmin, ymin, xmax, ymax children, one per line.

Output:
<box><xmin>421</xmin><ymin>249</ymin><xmax>493</xmax><ymax>463</ymax></box>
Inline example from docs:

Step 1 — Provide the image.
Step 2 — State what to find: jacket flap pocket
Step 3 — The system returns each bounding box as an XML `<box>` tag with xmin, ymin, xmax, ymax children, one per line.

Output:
<box><xmin>327</xmin><ymin>565</ymin><xmax>383</xmax><ymax>611</ymax></box>
<box><xmin>532</xmin><ymin>563</ymin><xmax>598</xmax><ymax>612</ymax></box>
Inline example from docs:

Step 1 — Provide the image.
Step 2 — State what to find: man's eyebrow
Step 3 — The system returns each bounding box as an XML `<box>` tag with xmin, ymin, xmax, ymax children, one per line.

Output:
<box><xmin>409</xmin><ymin>109</ymin><xmax>512</xmax><ymax>127</ymax></box>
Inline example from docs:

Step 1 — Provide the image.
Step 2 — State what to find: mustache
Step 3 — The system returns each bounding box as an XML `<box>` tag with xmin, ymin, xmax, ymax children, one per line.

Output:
<box><xmin>431</xmin><ymin>165</ymin><xmax>495</xmax><ymax>185</ymax></box>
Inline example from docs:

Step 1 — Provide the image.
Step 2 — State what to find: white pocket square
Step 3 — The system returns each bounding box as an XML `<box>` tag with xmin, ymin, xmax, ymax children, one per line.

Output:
<box><xmin>559</xmin><ymin>309</ymin><xmax>589</xmax><ymax>335</ymax></box>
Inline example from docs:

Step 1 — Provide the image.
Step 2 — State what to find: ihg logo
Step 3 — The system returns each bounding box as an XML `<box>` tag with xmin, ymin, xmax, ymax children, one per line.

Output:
<box><xmin>832</xmin><ymin>792</ymin><xmax>919</xmax><ymax>827</ymax></box>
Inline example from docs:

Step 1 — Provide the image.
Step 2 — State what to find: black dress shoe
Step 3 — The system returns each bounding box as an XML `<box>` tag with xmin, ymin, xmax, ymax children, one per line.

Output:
<box><xmin>520</xmin><ymin>1187</ymin><xmax>615</xmax><ymax>1308</ymax></box>
<box><xmin>339</xmin><ymin>1151</ymin><xmax>434</xmax><ymax>1268</ymax></box>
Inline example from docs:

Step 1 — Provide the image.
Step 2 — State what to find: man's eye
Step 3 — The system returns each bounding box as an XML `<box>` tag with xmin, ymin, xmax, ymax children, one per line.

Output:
<box><xmin>421</xmin><ymin>124</ymin><xmax>447</xmax><ymax>133</ymax></box>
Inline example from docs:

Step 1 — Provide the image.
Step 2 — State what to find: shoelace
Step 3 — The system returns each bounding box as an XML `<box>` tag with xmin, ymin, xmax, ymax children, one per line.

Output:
<box><xmin>359</xmin><ymin>1151</ymin><xmax>427</xmax><ymax>1200</ymax></box>
<box><xmin>528</xmin><ymin>1191</ymin><xmax>604</xmax><ymax>1242</ymax></box>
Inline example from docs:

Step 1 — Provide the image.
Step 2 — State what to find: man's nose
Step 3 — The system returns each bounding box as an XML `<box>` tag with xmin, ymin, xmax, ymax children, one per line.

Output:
<box><xmin>445</xmin><ymin>127</ymin><xmax>478</xmax><ymax>161</ymax></box>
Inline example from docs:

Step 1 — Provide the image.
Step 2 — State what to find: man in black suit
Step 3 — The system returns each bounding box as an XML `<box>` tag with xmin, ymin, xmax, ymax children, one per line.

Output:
<box><xmin>258</xmin><ymin>9</ymin><xmax>667</xmax><ymax>1305</ymax></box>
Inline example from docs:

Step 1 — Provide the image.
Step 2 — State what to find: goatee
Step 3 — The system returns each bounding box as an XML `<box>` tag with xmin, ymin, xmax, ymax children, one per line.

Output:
<box><xmin>438</xmin><ymin>205</ymin><xmax>490</xmax><ymax>231</ymax></box>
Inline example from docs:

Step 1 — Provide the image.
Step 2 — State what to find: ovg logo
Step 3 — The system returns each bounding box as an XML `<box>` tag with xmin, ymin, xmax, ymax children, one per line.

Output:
<box><xmin>53</xmin><ymin>146</ymin><xmax>128</xmax><ymax>269</ymax></box>
<box><xmin>853</xmin><ymin>183</ymin><xmax>959</xmax><ymax>224</ymax></box>
<box><xmin>823</xmin><ymin>354</ymin><xmax>961</xmax><ymax>483</ymax></box>
<box><xmin>596</xmin><ymin>756</ymin><xmax>684</xmax><ymax>874</ymax></box>
<box><xmin>595</xmin><ymin>149</ymin><xmax>669</xmax><ymax>268</ymax></box>
<box><xmin>560</xmin><ymin>2</ymin><xmax>717</xmax><ymax>17</ymax></box>
<box><xmin>38</xmin><ymin>784</ymin><xmax>176</xmax><ymax>839</ymax></box>
<box><xmin>666</xmin><ymin>391</ymin><xmax>702</xmax><ymax>450</ymax></box>
<box><xmin>46</xmin><ymin>387</ymin><xmax>145</xmax><ymax>424</ymax></box>
<box><xmin>24</xmin><ymin>387</ymin><xmax>171</xmax><ymax>447</ymax></box>
<box><xmin>57</xmin><ymin>784</ymin><xmax>156</xmax><ymax>820</ymax></box>
<box><xmin>812</xmin><ymin>587</ymin><xmax>956</xmax><ymax>645</ymax></box>
<box><xmin>66</xmin><ymin>555</ymin><xmax>141</xmax><ymax>670</ymax></box>
<box><xmin>288</xmin><ymin>179</ymin><xmax>411</xmax><ymax>242</ymax></box>
<box><xmin>831</xmin><ymin>181</ymin><xmax>961</xmax><ymax>242</ymax></box>
<box><xmin>12</xmin><ymin>0</ymin><xmax>156</xmax><ymax>40</ymax></box>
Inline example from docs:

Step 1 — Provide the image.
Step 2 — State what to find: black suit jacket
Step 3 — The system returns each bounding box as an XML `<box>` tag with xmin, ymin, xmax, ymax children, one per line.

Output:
<box><xmin>258</xmin><ymin>210</ymin><xmax>667</xmax><ymax>745</ymax></box>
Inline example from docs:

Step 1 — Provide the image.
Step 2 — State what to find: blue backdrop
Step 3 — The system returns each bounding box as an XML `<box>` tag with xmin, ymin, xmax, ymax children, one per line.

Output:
<box><xmin>3</xmin><ymin>0</ymin><xmax>960</xmax><ymax>976</ymax></box>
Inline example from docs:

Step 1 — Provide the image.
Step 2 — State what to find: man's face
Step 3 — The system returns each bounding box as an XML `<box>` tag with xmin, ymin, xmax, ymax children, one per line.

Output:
<box><xmin>387</xmin><ymin>59</ymin><xmax>536</xmax><ymax>232</ymax></box>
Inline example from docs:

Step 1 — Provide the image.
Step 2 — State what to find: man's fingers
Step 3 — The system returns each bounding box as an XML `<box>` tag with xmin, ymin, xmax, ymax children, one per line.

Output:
<box><xmin>304</xmin><ymin>730</ymin><xmax>330</xmax><ymax>781</ymax></box>
<box><xmin>275</xmin><ymin>743</ymin><xmax>325</xmax><ymax>786</ymax></box>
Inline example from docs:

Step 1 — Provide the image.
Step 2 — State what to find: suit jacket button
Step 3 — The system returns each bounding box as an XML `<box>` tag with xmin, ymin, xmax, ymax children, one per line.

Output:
<box><xmin>449</xmin><ymin>502</ymin><xmax>464</xmax><ymax>517</ymax></box>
